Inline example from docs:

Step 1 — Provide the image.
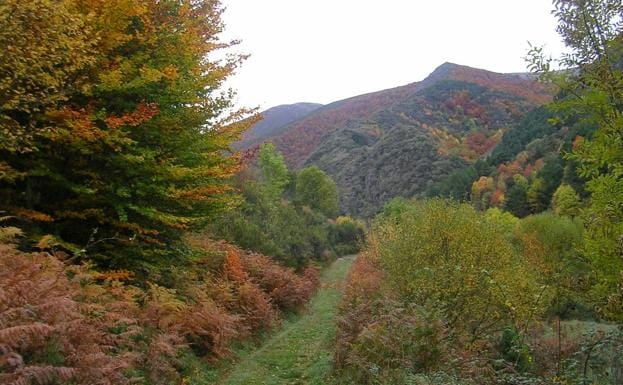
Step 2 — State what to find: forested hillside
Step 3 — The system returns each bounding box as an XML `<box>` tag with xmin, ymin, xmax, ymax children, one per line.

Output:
<box><xmin>239</xmin><ymin>63</ymin><xmax>552</xmax><ymax>217</ymax></box>
<box><xmin>235</xmin><ymin>102</ymin><xmax>322</xmax><ymax>149</ymax></box>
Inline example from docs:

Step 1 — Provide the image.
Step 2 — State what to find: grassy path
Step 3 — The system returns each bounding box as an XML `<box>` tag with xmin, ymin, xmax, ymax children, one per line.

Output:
<box><xmin>218</xmin><ymin>256</ymin><xmax>354</xmax><ymax>385</ymax></box>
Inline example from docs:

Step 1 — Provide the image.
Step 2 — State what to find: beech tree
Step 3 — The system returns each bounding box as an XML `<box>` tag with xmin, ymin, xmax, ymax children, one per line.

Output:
<box><xmin>0</xmin><ymin>0</ymin><xmax>253</xmax><ymax>268</ymax></box>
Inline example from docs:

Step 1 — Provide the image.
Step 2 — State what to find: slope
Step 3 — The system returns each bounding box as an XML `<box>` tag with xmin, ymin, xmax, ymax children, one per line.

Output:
<box><xmin>259</xmin><ymin>63</ymin><xmax>551</xmax><ymax>217</ymax></box>
<box><xmin>236</xmin><ymin>102</ymin><xmax>322</xmax><ymax>149</ymax></box>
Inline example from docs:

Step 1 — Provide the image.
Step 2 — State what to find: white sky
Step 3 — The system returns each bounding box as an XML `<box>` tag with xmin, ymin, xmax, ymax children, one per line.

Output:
<box><xmin>220</xmin><ymin>0</ymin><xmax>566</xmax><ymax>110</ymax></box>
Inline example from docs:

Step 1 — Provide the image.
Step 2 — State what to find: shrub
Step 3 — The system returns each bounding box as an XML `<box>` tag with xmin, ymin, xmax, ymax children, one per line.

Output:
<box><xmin>342</xmin><ymin>301</ymin><xmax>448</xmax><ymax>385</ymax></box>
<box><xmin>0</xmin><ymin>244</ymin><xmax>132</xmax><ymax>385</ymax></box>
<box><xmin>241</xmin><ymin>253</ymin><xmax>318</xmax><ymax>311</ymax></box>
<box><xmin>0</xmin><ymin>232</ymin><xmax>320</xmax><ymax>384</ymax></box>
<box><xmin>370</xmin><ymin>199</ymin><xmax>545</xmax><ymax>340</ymax></box>
<box><xmin>328</xmin><ymin>216</ymin><xmax>366</xmax><ymax>256</ymax></box>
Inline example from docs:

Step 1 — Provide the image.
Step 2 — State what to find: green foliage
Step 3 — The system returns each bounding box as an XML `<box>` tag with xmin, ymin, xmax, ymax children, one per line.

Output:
<box><xmin>505</xmin><ymin>181</ymin><xmax>531</xmax><ymax>218</ymax></box>
<box><xmin>552</xmin><ymin>184</ymin><xmax>582</xmax><ymax>217</ymax></box>
<box><xmin>0</xmin><ymin>0</ymin><xmax>253</xmax><ymax>270</ymax></box>
<box><xmin>498</xmin><ymin>327</ymin><xmax>533</xmax><ymax>373</ymax></box>
<box><xmin>370</xmin><ymin>199</ymin><xmax>545</xmax><ymax>339</ymax></box>
<box><xmin>527</xmin><ymin>177</ymin><xmax>549</xmax><ymax>213</ymax></box>
<box><xmin>213</xmin><ymin>147</ymin><xmax>356</xmax><ymax>268</ymax></box>
<box><xmin>488</xmin><ymin>107</ymin><xmax>557</xmax><ymax>165</ymax></box>
<box><xmin>328</xmin><ymin>216</ymin><xmax>365</xmax><ymax>256</ymax></box>
<box><xmin>536</xmin><ymin>156</ymin><xmax>565</xmax><ymax>201</ymax></box>
<box><xmin>295</xmin><ymin>166</ymin><xmax>338</xmax><ymax>217</ymax></box>
<box><xmin>213</xmin><ymin>187</ymin><xmax>330</xmax><ymax>269</ymax></box>
<box><xmin>426</xmin><ymin>166</ymin><xmax>478</xmax><ymax>201</ymax></box>
<box><xmin>527</xmin><ymin>0</ymin><xmax>623</xmax><ymax>321</ymax></box>
<box><xmin>258</xmin><ymin>142</ymin><xmax>290</xmax><ymax>199</ymax></box>
<box><xmin>516</xmin><ymin>212</ymin><xmax>586</xmax><ymax>317</ymax></box>
<box><xmin>379</xmin><ymin>197</ymin><xmax>416</xmax><ymax>219</ymax></box>
<box><xmin>484</xmin><ymin>207</ymin><xmax>519</xmax><ymax>237</ymax></box>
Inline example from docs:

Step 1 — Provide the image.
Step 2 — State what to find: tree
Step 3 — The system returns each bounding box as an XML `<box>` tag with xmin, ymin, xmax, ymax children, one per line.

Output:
<box><xmin>426</xmin><ymin>166</ymin><xmax>478</xmax><ymax>201</ymax></box>
<box><xmin>484</xmin><ymin>207</ymin><xmax>519</xmax><ymax>237</ymax></box>
<box><xmin>258</xmin><ymin>142</ymin><xmax>290</xmax><ymax>200</ymax></box>
<box><xmin>0</xmin><ymin>0</ymin><xmax>95</xmax><ymax>182</ymax></box>
<box><xmin>471</xmin><ymin>176</ymin><xmax>494</xmax><ymax>210</ymax></box>
<box><xmin>504</xmin><ymin>176</ymin><xmax>531</xmax><ymax>217</ymax></box>
<box><xmin>527</xmin><ymin>0</ymin><xmax>623</xmax><ymax>320</ymax></box>
<box><xmin>552</xmin><ymin>184</ymin><xmax>582</xmax><ymax>217</ymax></box>
<box><xmin>328</xmin><ymin>216</ymin><xmax>365</xmax><ymax>255</ymax></box>
<box><xmin>295</xmin><ymin>166</ymin><xmax>338</xmax><ymax>217</ymax></box>
<box><xmin>515</xmin><ymin>212</ymin><xmax>586</xmax><ymax>333</ymax></box>
<box><xmin>0</xmin><ymin>0</ymin><xmax>253</xmax><ymax>269</ymax></box>
<box><xmin>527</xmin><ymin>177</ymin><xmax>550</xmax><ymax>213</ymax></box>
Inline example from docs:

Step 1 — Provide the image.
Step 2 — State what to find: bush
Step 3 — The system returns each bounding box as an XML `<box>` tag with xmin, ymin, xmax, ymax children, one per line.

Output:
<box><xmin>0</xmin><ymin>244</ymin><xmax>135</xmax><ymax>385</ymax></box>
<box><xmin>328</xmin><ymin>216</ymin><xmax>366</xmax><ymax>256</ymax></box>
<box><xmin>0</xmin><ymin>231</ymin><xmax>321</xmax><ymax>384</ymax></box>
<box><xmin>370</xmin><ymin>199</ymin><xmax>545</xmax><ymax>340</ymax></box>
<box><xmin>342</xmin><ymin>301</ymin><xmax>448</xmax><ymax>385</ymax></box>
<box><xmin>334</xmin><ymin>199</ymin><xmax>574</xmax><ymax>384</ymax></box>
<box><xmin>241</xmin><ymin>253</ymin><xmax>319</xmax><ymax>312</ymax></box>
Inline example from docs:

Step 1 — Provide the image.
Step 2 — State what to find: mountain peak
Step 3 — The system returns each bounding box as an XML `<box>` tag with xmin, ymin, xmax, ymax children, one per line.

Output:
<box><xmin>428</xmin><ymin>62</ymin><xmax>463</xmax><ymax>76</ymax></box>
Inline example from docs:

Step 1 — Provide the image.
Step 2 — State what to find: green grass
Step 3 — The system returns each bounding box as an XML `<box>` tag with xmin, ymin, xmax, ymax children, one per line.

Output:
<box><xmin>215</xmin><ymin>256</ymin><xmax>354</xmax><ymax>385</ymax></box>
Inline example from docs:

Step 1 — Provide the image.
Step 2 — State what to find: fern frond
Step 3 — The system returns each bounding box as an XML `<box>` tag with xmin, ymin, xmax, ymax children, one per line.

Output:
<box><xmin>0</xmin><ymin>323</ymin><xmax>54</xmax><ymax>348</ymax></box>
<box><xmin>0</xmin><ymin>227</ymin><xmax>22</xmax><ymax>243</ymax></box>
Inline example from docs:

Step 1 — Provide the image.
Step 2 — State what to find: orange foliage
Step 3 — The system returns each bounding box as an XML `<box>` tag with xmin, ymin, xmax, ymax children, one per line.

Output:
<box><xmin>274</xmin><ymin>83</ymin><xmax>419</xmax><ymax>167</ymax></box>
<box><xmin>490</xmin><ymin>190</ymin><xmax>506</xmax><ymax>207</ymax></box>
<box><xmin>104</xmin><ymin>102</ymin><xmax>159</xmax><ymax>129</ymax></box>
<box><xmin>464</xmin><ymin>131</ymin><xmax>499</xmax><ymax>156</ymax></box>
<box><xmin>0</xmin><ymin>233</ymin><xmax>321</xmax><ymax>383</ymax></box>
<box><xmin>572</xmin><ymin>135</ymin><xmax>585</xmax><ymax>150</ymax></box>
<box><xmin>0</xmin><ymin>244</ymin><xmax>133</xmax><ymax>385</ymax></box>
<box><xmin>449</xmin><ymin>66</ymin><xmax>552</xmax><ymax>105</ymax></box>
<box><xmin>92</xmin><ymin>269</ymin><xmax>135</xmax><ymax>282</ymax></box>
<box><xmin>342</xmin><ymin>253</ymin><xmax>383</xmax><ymax>308</ymax></box>
<box><xmin>241</xmin><ymin>253</ymin><xmax>319</xmax><ymax>311</ymax></box>
<box><xmin>47</xmin><ymin>107</ymin><xmax>105</xmax><ymax>142</ymax></box>
<box><xmin>498</xmin><ymin>160</ymin><xmax>524</xmax><ymax>176</ymax></box>
<box><xmin>334</xmin><ymin>253</ymin><xmax>383</xmax><ymax>369</ymax></box>
<box><xmin>223</xmin><ymin>248</ymin><xmax>248</xmax><ymax>283</ymax></box>
<box><xmin>10</xmin><ymin>207</ymin><xmax>54</xmax><ymax>223</ymax></box>
<box><xmin>445</xmin><ymin>90</ymin><xmax>489</xmax><ymax>123</ymax></box>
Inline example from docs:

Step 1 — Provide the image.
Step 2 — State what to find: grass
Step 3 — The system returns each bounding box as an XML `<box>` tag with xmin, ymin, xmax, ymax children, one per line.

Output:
<box><xmin>213</xmin><ymin>255</ymin><xmax>355</xmax><ymax>385</ymax></box>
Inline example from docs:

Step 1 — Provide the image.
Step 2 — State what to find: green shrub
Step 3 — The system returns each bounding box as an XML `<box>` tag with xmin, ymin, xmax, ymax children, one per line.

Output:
<box><xmin>370</xmin><ymin>199</ymin><xmax>545</xmax><ymax>340</ymax></box>
<box><xmin>339</xmin><ymin>301</ymin><xmax>447</xmax><ymax>385</ymax></box>
<box><xmin>329</xmin><ymin>216</ymin><xmax>366</xmax><ymax>256</ymax></box>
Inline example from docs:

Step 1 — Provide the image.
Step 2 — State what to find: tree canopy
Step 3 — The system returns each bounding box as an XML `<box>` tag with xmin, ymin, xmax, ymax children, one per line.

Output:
<box><xmin>295</xmin><ymin>166</ymin><xmax>338</xmax><ymax>217</ymax></box>
<box><xmin>0</xmin><ymin>0</ymin><xmax>253</xmax><ymax>269</ymax></box>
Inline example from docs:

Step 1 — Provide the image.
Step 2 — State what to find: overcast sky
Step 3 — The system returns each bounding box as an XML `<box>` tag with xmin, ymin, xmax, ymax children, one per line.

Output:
<box><xmin>220</xmin><ymin>0</ymin><xmax>566</xmax><ymax>110</ymax></box>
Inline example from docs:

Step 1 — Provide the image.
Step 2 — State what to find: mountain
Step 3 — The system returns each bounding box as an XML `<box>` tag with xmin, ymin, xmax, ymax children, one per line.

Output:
<box><xmin>242</xmin><ymin>63</ymin><xmax>553</xmax><ymax>217</ymax></box>
<box><xmin>236</xmin><ymin>102</ymin><xmax>322</xmax><ymax>149</ymax></box>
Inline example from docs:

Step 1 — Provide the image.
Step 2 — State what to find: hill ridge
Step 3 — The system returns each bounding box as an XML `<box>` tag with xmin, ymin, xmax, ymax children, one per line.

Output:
<box><xmin>242</xmin><ymin>62</ymin><xmax>553</xmax><ymax>217</ymax></box>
